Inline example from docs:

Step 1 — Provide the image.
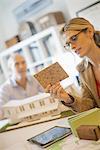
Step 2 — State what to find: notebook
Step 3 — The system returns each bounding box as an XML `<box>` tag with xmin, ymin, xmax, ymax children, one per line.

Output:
<box><xmin>68</xmin><ymin>108</ymin><xmax>100</xmax><ymax>137</ymax></box>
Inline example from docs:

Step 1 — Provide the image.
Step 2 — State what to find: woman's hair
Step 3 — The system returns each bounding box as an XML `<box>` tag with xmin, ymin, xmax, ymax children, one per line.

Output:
<box><xmin>62</xmin><ymin>17</ymin><xmax>100</xmax><ymax>48</ymax></box>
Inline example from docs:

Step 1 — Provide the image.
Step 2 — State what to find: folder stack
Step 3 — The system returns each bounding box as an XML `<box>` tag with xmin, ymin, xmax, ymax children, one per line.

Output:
<box><xmin>68</xmin><ymin>108</ymin><xmax>100</xmax><ymax>137</ymax></box>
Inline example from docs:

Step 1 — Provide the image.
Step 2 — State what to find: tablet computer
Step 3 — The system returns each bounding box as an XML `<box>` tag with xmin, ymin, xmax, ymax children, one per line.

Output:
<box><xmin>27</xmin><ymin>126</ymin><xmax>72</xmax><ymax>148</ymax></box>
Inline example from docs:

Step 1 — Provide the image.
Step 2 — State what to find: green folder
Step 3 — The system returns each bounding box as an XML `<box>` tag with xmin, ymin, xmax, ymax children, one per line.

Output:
<box><xmin>68</xmin><ymin>108</ymin><xmax>100</xmax><ymax>137</ymax></box>
<box><xmin>0</xmin><ymin>119</ymin><xmax>10</xmax><ymax>132</ymax></box>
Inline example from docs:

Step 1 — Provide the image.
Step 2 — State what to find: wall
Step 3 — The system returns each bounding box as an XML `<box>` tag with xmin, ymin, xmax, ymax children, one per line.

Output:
<box><xmin>0</xmin><ymin>0</ymin><xmax>24</xmax><ymax>50</ymax></box>
<box><xmin>0</xmin><ymin>0</ymin><xmax>99</xmax><ymax>51</ymax></box>
<box><xmin>0</xmin><ymin>0</ymin><xmax>70</xmax><ymax>51</ymax></box>
<box><xmin>0</xmin><ymin>22</ymin><xmax>5</xmax><ymax>50</ymax></box>
<box><xmin>65</xmin><ymin>0</ymin><xmax>98</xmax><ymax>18</ymax></box>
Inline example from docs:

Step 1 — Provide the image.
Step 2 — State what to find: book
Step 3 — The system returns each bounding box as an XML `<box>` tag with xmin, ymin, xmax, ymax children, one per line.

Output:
<box><xmin>0</xmin><ymin>119</ymin><xmax>10</xmax><ymax>132</ymax></box>
<box><xmin>68</xmin><ymin>108</ymin><xmax>100</xmax><ymax>137</ymax></box>
<box><xmin>34</xmin><ymin>62</ymin><xmax>69</xmax><ymax>89</ymax></box>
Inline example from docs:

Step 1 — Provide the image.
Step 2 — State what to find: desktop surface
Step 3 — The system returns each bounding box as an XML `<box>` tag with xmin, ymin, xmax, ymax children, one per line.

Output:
<box><xmin>0</xmin><ymin>117</ymin><xmax>100</xmax><ymax>150</ymax></box>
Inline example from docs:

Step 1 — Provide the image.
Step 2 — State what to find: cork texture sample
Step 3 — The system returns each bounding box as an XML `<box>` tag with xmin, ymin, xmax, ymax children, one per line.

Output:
<box><xmin>34</xmin><ymin>62</ymin><xmax>69</xmax><ymax>89</ymax></box>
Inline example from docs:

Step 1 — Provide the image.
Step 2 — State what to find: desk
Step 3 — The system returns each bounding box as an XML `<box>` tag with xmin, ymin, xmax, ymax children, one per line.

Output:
<box><xmin>0</xmin><ymin>117</ymin><xmax>100</xmax><ymax>150</ymax></box>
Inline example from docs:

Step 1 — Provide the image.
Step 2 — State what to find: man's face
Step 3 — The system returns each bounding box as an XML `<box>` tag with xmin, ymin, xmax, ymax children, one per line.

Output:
<box><xmin>11</xmin><ymin>55</ymin><xmax>27</xmax><ymax>79</ymax></box>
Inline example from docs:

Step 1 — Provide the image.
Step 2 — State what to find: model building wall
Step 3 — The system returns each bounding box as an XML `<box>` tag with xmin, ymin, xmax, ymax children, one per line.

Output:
<box><xmin>3</xmin><ymin>93</ymin><xmax>61</xmax><ymax>123</ymax></box>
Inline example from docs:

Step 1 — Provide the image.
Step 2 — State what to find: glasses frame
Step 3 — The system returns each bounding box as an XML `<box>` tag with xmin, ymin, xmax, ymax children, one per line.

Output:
<box><xmin>64</xmin><ymin>28</ymin><xmax>88</xmax><ymax>50</ymax></box>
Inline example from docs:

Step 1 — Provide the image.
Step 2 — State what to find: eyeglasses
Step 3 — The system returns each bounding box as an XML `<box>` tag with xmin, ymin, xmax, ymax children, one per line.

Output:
<box><xmin>64</xmin><ymin>28</ymin><xmax>87</xmax><ymax>50</ymax></box>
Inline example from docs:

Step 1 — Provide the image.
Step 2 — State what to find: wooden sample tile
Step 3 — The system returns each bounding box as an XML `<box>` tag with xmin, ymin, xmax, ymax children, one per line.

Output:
<box><xmin>34</xmin><ymin>62</ymin><xmax>69</xmax><ymax>89</ymax></box>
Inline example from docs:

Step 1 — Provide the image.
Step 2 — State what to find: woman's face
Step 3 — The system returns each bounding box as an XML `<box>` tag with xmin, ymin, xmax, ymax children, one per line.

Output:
<box><xmin>64</xmin><ymin>28</ymin><xmax>93</xmax><ymax>57</ymax></box>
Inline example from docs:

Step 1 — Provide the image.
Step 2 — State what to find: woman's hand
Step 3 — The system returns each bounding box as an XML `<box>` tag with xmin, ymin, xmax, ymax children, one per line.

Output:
<box><xmin>45</xmin><ymin>82</ymin><xmax>73</xmax><ymax>104</ymax></box>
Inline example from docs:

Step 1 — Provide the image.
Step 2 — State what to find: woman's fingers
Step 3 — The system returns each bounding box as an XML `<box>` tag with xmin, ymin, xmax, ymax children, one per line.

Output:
<box><xmin>45</xmin><ymin>84</ymin><xmax>51</xmax><ymax>93</ymax></box>
<box><xmin>50</xmin><ymin>83</ymin><xmax>60</xmax><ymax>94</ymax></box>
<box><xmin>50</xmin><ymin>83</ymin><xmax>65</xmax><ymax>98</ymax></box>
<box><xmin>56</xmin><ymin>86</ymin><xmax>64</xmax><ymax>97</ymax></box>
<box><xmin>45</xmin><ymin>82</ymin><xmax>65</xmax><ymax>98</ymax></box>
<box><xmin>51</xmin><ymin>83</ymin><xmax>59</xmax><ymax>92</ymax></box>
<box><xmin>45</xmin><ymin>83</ymin><xmax>69</xmax><ymax>102</ymax></box>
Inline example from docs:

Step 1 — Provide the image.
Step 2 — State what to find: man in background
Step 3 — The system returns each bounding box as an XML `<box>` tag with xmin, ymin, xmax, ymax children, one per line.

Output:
<box><xmin>0</xmin><ymin>53</ymin><xmax>44</xmax><ymax>119</ymax></box>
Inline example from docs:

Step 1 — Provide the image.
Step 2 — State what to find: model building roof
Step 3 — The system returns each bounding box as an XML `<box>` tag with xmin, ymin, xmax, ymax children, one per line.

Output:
<box><xmin>3</xmin><ymin>93</ymin><xmax>50</xmax><ymax>107</ymax></box>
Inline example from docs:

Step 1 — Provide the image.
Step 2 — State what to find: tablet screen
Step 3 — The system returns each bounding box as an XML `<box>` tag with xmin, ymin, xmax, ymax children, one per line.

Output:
<box><xmin>27</xmin><ymin>126</ymin><xmax>71</xmax><ymax>147</ymax></box>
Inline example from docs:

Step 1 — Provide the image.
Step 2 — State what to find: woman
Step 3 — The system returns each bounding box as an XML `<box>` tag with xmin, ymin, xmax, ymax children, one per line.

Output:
<box><xmin>46</xmin><ymin>17</ymin><xmax>100</xmax><ymax>112</ymax></box>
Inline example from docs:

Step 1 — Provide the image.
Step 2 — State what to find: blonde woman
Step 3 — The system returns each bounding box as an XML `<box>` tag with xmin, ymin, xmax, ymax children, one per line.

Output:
<box><xmin>46</xmin><ymin>17</ymin><xmax>100</xmax><ymax>112</ymax></box>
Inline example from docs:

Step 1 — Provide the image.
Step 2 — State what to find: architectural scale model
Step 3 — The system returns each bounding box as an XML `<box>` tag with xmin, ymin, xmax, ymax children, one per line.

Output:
<box><xmin>3</xmin><ymin>93</ymin><xmax>62</xmax><ymax>123</ymax></box>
